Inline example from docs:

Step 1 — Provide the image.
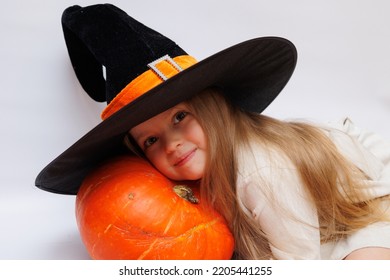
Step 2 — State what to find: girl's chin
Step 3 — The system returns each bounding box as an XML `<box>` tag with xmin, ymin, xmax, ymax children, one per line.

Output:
<box><xmin>181</xmin><ymin>172</ymin><xmax>204</xmax><ymax>181</ymax></box>
<box><xmin>172</xmin><ymin>172</ymin><xmax>203</xmax><ymax>182</ymax></box>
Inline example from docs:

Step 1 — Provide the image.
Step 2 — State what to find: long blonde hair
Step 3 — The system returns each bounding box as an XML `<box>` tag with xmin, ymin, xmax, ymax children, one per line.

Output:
<box><xmin>183</xmin><ymin>87</ymin><xmax>389</xmax><ymax>259</ymax></box>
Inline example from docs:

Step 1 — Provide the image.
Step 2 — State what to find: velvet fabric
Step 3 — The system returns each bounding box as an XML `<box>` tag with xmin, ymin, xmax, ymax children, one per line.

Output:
<box><xmin>35</xmin><ymin>4</ymin><xmax>297</xmax><ymax>195</ymax></box>
<box><xmin>62</xmin><ymin>4</ymin><xmax>187</xmax><ymax>103</ymax></box>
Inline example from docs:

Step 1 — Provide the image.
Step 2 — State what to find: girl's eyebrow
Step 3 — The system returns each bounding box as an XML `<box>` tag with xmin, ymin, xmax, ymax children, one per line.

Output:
<box><xmin>129</xmin><ymin>129</ymin><xmax>147</xmax><ymax>143</ymax></box>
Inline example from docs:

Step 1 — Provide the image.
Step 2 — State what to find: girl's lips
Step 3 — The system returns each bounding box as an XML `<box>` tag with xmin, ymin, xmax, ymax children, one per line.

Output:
<box><xmin>174</xmin><ymin>148</ymin><xmax>197</xmax><ymax>167</ymax></box>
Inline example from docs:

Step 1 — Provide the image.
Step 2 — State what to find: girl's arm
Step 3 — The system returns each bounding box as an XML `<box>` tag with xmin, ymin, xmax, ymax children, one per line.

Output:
<box><xmin>344</xmin><ymin>247</ymin><xmax>390</xmax><ymax>260</ymax></box>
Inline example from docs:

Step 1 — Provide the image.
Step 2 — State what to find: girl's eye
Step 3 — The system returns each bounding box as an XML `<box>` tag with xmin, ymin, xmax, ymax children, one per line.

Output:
<box><xmin>144</xmin><ymin>136</ymin><xmax>158</xmax><ymax>148</ymax></box>
<box><xmin>173</xmin><ymin>111</ymin><xmax>187</xmax><ymax>124</ymax></box>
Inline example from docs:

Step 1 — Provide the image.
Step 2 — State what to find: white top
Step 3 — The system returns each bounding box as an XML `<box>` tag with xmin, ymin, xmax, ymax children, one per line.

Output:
<box><xmin>236</xmin><ymin>118</ymin><xmax>390</xmax><ymax>259</ymax></box>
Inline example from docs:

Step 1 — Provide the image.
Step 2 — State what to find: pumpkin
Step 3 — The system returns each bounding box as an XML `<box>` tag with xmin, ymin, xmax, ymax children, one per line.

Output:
<box><xmin>75</xmin><ymin>155</ymin><xmax>235</xmax><ymax>259</ymax></box>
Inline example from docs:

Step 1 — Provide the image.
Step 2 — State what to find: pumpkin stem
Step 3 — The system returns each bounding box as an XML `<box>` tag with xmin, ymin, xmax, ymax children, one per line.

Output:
<box><xmin>173</xmin><ymin>185</ymin><xmax>199</xmax><ymax>204</ymax></box>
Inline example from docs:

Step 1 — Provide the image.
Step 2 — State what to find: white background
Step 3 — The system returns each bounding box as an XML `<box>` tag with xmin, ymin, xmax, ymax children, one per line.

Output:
<box><xmin>1</xmin><ymin>0</ymin><xmax>389</xmax><ymax>259</ymax></box>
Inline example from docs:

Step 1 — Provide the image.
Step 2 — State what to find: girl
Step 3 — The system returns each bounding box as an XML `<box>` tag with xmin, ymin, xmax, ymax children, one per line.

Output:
<box><xmin>36</xmin><ymin>4</ymin><xmax>390</xmax><ymax>260</ymax></box>
<box><xmin>127</xmin><ymin>87</ymin><xmax>390</xmax><ymax>260</ymax></box>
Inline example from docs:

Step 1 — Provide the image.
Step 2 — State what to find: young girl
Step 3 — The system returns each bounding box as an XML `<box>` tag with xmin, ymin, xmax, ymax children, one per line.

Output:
<box><xmin>127</xmin><ymin>87</ymin><xmax>390</xmax><ymax>260</ymax></box>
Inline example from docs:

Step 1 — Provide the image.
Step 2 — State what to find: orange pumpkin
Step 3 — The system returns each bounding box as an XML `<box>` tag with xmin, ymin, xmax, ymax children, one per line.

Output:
<box><xmin>76</xmin><ymin>155</ymin><xmax>235</xmax><ymax>259</ymax></box>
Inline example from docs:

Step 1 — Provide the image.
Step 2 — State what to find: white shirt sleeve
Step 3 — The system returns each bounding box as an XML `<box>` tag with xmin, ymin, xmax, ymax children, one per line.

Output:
<box><xmin>325</xmin><ymin>118</ymin><xmax>390</xmax><ymax>197</ymax></box>
<box><xmin>338</xmin><ymin>118</ymin><xmax>390</xmax><ymax>167</ymax></box>
<box><xmin>237</xmin><ymin>152</ymin><xmax>321</xmax><ymax>259</ymax></box>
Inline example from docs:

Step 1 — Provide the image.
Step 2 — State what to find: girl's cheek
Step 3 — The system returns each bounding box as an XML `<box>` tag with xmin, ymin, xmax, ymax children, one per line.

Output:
<box><xmin>146</xmin><ymin>148</ymin><xmax>163</xmax><ymax>164</ymax></box>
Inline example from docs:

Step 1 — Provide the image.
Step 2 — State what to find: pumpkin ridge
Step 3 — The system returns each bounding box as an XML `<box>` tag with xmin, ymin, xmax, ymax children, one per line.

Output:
<box><xmin>134</xmin><ymin>218</ymin><xmax>223</xmax><ymax>259</ymax></box>
<box><xmin>103</xmin><ymin>216</ymin><xmax>221</xmax><ymax>240</ymax></box>
<box><xmin>137</xmin><ymin>239</ymin><xmax>159</xmax><ymax>260</ymax></box>
<box><xmin>161</xmin><ymin>207</ymin><xmax>178</xmax><ymax>234</ymax></box>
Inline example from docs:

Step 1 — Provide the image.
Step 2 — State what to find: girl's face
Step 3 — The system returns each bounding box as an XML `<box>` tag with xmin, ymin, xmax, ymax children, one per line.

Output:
<box><xmin>130</xmin><ymin>103</ymin><xmax>207</xmax><ymax>181</ymax></box>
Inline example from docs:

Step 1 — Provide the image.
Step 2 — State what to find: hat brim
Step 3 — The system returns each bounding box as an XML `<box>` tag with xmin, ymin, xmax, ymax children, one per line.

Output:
<box><xmin>35</xmin><ymin>37</ymin><xmax>297</xmax><ymax>195</ymax></box>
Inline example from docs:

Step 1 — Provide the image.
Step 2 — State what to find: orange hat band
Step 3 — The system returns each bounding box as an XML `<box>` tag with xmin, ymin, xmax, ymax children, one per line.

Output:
<box><xmin>101</xmin><ymin>55</ymin><xmax>197</xmax><ymax>120</ymax></box>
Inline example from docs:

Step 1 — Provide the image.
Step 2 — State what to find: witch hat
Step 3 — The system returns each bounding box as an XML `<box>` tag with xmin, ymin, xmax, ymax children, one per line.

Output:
<box><xmin>35</xmin><ymin>4</ymin><xmax>297</xmax><ymax>194</ymax></box>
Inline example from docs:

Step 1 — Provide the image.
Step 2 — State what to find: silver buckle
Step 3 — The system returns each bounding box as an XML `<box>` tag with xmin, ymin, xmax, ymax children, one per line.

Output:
<box><xmin>147</xmin><ymin>55</ymin><xmax>183</xmax><ymax>81</ymax></box>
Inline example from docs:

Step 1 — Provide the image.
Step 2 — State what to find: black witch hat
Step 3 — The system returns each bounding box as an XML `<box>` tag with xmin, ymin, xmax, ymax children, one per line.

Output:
<box><xmin>35</xmin><ymin>3</ymin><xmax>297</xmax><ymax>195</ymax></box>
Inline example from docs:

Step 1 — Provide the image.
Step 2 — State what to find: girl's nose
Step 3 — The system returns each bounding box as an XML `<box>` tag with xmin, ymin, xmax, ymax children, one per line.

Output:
<box><xmin>164</xmin><ymin>131</ymin><xmax>182</xmax><ymax>153</ymax></box>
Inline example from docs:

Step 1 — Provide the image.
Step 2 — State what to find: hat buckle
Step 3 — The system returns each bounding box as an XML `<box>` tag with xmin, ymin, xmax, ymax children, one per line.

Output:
<box><xmin>148</xmin><ymin>54</ymin><xmax>184</xmax><ymax>81</ymax></box>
